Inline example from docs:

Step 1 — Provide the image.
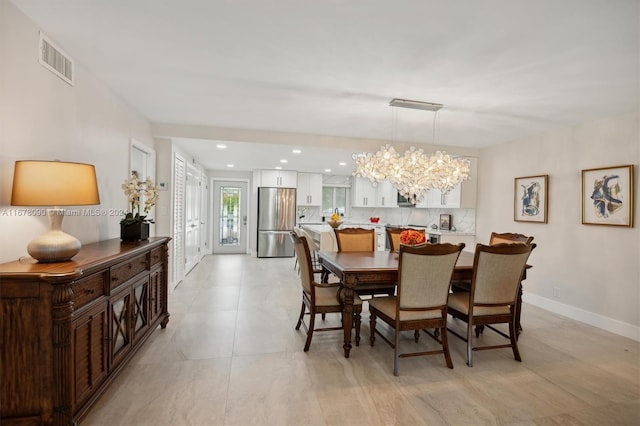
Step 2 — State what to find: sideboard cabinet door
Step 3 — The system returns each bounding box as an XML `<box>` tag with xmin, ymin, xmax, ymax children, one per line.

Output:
<box><xmin>72</xmin><ymin>300</ymin><xmax>108</xmax><ymax>408</ymax></box>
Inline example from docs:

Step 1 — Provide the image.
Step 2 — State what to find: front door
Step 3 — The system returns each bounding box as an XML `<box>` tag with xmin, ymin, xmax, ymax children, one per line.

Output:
<box><xmin>212</xmin><ymin>180</ymin><xmax>248</xmax><ymax>254</ymax></box>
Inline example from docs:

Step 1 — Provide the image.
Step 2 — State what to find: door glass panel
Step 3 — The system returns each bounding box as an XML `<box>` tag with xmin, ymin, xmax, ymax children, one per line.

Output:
<box><xmin>220</xmin><ymin>186</ymin><xmax>241</xmax><ymax>246</ymax></box>
<box><xmin>133</xmin><ymin>283</ymin><xmax>147</xmax><ymax>332</ymax></box>
<box><xmin>111</xmin><ymin>295</ymin><xmax>129</xmax><ymax>354</ymax></box>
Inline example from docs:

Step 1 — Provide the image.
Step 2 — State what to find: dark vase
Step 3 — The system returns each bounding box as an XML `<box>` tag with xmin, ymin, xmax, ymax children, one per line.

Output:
<box><xmin>120</xmin><ymin>222</ymin><xmax>150</xmax><ymax>242</ymax></box>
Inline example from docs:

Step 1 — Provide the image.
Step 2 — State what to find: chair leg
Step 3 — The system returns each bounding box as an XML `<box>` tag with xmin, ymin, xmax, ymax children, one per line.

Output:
<box><xmin>393</xmin><ymin>328</ymin><xmax>400</xmax><ymax>376</ymax></box>
<box><xmin>441</xmin><ymin>326</ymin><xmax>454</xmax><ymax>369</ymax></box>
<box><xmin>295</xmin><ymin>300</ymin><xmax>305</xmax><ymax>330</ymax></box>
<box><xmin>321</xmin><ymin>313</ymin><xmax>326</xmax><ymax>320</ymax></box>
<box><xmin>304</xmin><ymin>312</ymin><xmax>316</xmax><ymax>352</ymax></box>
<box><xmin>467</xmin><ymin>320</ymin><xmax>474</xmax><ymax>367</ymax></box>
<box><xmin>414</xmin><ymin>330</ymin><xmax>420</xmax><ymax>342</ymax></box>
<box><xmin>369</xmin><ymin>312</ymin><xmax>377</xmax><ymax>346</ymax></box>
<box><xmin>510</xmin><ymin>318</ymin><xmax>522</xmax><ymax>362</ymax></box>
<box><xmin>355</xmin><ymin>311</ymin><xmax>361</xmax><ymax>346</ymax></box>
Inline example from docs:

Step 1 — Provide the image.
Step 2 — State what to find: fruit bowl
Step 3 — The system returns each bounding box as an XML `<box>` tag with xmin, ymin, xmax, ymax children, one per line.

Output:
<box><xmin>327</xmin><ymin>220</ymin><xmax>343</xmax><ymax>229</ymax></box>
<box><xmin>369</xmin><ymin>217</ymin><xmax>380</xmax><ymax>223</ymax></box>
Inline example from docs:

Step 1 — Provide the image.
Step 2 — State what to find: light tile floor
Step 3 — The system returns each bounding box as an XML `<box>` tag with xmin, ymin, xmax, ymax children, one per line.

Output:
<box><xmin>82</xmin><ymin>254</ymin><xmax>640</xmax><ymax>425</ymax></box>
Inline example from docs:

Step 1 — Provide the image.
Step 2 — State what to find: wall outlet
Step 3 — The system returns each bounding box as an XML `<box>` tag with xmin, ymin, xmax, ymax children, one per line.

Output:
<box><xmin>552</xmin><ymin>286</ymin><xmax>560</xmax><ymax>298</ymax></box>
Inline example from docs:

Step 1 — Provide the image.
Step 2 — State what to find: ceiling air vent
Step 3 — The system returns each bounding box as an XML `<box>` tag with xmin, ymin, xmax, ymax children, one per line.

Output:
<box><xmin>39</xmin><ymin>31</ymin><xmax>74</xmax><ymax>86</ymax></box>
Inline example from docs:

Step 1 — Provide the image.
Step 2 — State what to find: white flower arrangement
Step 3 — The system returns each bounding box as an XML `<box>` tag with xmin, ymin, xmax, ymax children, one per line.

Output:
<box><xmin>121</xmin><ymin>174</ymin><xmax>159</xmax><ymax>225</ymax></box>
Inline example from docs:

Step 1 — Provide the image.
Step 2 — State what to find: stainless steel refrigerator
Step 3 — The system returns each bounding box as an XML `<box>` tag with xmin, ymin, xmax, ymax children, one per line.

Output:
<box><xmin>257</xmin><ymin>187</ymin><xmax>296</xmax><ymax>258</ymax></box>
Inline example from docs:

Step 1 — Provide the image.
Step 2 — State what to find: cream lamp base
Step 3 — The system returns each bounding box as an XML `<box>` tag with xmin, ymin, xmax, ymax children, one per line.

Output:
<box><xmin>27</xmin><ymin>209</ymin><xmax>81</xmax><ymax>262</ymax></box>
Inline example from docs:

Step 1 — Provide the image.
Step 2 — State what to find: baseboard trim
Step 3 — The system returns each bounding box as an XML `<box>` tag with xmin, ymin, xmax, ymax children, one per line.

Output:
<box><xmin>523</xmin><ymin>292</ymin><xmax>640</xmax><ymax>342</ymax></box>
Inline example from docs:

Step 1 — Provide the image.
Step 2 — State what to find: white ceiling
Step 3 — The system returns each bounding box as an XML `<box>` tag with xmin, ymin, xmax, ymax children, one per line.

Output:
<box><xmin>11</xmin><ymin>0</ymin><xmax>639</xmax><ymax>174</ymax></box>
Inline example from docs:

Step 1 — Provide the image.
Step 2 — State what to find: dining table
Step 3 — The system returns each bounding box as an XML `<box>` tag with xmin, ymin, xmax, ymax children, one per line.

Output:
<box><xmin>318</xmin><ymin>249</ymin><xmax>529</xmax><ymax>358</ymax></box>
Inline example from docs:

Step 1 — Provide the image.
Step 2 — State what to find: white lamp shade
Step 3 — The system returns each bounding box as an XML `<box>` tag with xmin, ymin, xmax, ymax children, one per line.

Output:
<box><xmin>11</xmin><ymin>160</ymin><xmax>100</xmax><ymax>206</ymax></box>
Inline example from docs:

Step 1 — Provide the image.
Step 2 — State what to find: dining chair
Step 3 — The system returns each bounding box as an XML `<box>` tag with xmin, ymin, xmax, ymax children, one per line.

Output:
<box><xmin>298</xmin><ymin>227</ymin><xmax>323</xmax><ymax>277</ymax></box>
<box><xmin>334</xmin><ymin>227</ymin><xmax>394</xmax><ymax>297</ymax></box>
<box><xmin>386</xmin><ymin>227</ymin><xmax>427</xmax><ymax>252</ymax></box>
<box><xmin>333</xmin><ymin>227</ymin><xmax>376</xmax><ymax>252</ymax></box>
<box><xmin>290</xmin><ymin>232</ymin><xmax>362</xmax><ymax>352</ymax></box>
<box><xmin>293</xmin><ymin>226</ymin><xmax>303</xmax><ymax>271</ymax></box>
<box><xmin>369</xmin><ymin>243</ymin><xmax>465</xmax><ymax>375</ymax></box>
<box><xmin>447</xmin><ymin>243</ymin><xmax>536</xmax><ymax>367</ymax></box>
<box><xmin>453</xmin><ymin>231</ymin><xmax>535</xmax><ymax>337</ymax></box>
<box><xmin>452</xmin><ymin>231</ymin><xmax>534</xmax><ymax>322</ymax></box>
<box><xmin>489</xmin><ymin>232</ymin><xmax>534</xmax><ymax>245</ymax></box>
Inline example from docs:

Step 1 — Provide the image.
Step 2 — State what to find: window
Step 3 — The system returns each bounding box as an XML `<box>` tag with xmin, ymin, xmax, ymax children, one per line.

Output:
<box><xmin>322</xmin><ymin>186</ymin><xmax>348</xmax><ymax>217</ymax></box>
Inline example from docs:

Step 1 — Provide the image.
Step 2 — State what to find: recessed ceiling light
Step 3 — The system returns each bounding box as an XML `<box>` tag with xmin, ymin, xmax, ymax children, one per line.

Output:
<box><xmin>280</xmin><ymin>159</ymin><xmax>288</xmax><ymax>163</ymax></box>
<box><xmin>325</xmin><ymin>168</ymin><xmax>332</xmax><ymax>173</ymax></box>
<box><xmin>339</xmin><ymin>162</ymin><xmax>347</xmax><ymax>166</ymax></box>
<box><xmin>275</xmin><ymin>166</ymin><xmax>283</xmax><ymax>170</ymax></box>
<box><xmin>292</xmin><ymin>149</ymin><xmax>302</xmax><ymax>154</ymax></box>
<box><xmin>216</xmin><ymin>144</ymin><xmax>227</xmax><ymax>149</ymax></box>
<box><xmin>226</xmin><ymin>164</ymin><xmax>234</xmax><ymax>168</ymax></box>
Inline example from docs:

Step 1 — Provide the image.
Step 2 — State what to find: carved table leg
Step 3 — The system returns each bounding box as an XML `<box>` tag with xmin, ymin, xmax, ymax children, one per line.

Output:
<box><xmin>340</xmin><ymin>276</ymin><xmax>357</xmax><ymax>358</ymax></box>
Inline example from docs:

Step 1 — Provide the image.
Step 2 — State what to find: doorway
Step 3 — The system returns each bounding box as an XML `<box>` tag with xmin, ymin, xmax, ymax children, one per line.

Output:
<box><xmin>185</xmin><ymin>163</ymin><xmax>203</xmax><ymax>273</ymax></box>
<box><xmin>212</xmin><ymin>180</ymin><xmax>248</xmax><ymax>254</ymax></box>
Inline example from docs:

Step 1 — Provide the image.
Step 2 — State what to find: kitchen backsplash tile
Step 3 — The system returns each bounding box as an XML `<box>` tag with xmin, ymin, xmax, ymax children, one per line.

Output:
<box><xmin>298</xmin><ymin>206</ymin><xmax>476</xmax><ymax>234</ymax></box>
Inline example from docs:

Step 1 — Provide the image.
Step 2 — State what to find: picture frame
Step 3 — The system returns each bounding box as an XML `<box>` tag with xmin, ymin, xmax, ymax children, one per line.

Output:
<box><xmin>582</xmin><ymin>165</ymin><xmax>634</xmax><ymax>227</ymax></box>
<box><xmin>439</xmin><ymin>214</ymin><xmax>451</xmax><ymax>230</ymax></box>
<box><xmin>514</xmin><ymin>174</ymin><xmax>548</xmax><ymax>223</ymax></box>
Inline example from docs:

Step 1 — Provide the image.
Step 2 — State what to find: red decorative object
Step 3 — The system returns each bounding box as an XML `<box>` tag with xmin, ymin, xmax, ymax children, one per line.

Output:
<box><xmin>399</xmin><ymin>229</ymin><xmax>426</xmax><ymax>246</ymax></box>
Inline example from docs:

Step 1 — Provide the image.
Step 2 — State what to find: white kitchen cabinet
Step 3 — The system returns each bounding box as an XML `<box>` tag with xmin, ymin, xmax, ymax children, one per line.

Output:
<box><xmin>374</xmin><ymin>226</ymin><xmax>387</xmax><ymax>251</ymax></box>
<box><xmin>425</xmin><ymin>184</ymin><xmax>462</xmax><ymax>208</ymax></box>
<box><xmin>296</xmin><ymin>172</ymin><xmax>323</xmax><ymax>206</ymax></box>
<box><xmin>260</xmin><ymin>170</ymin><xmax>297</xmax><ymax>188</ymax></box>
<box><xmin>352</xmin><ymin>177</ymin><xmax>398</xmax><ymax>208</ymax></box>
<box><xmin>415</xmin><ymin>157</ymin><xmax>477</xmax><ymax>209</ymax></box>
<box><xmin>376</xmin><ymin>180</ymin><xmax>398</xmax><ymax>207</ymax></box>
<box><xmin>351</xmin><ymin>177</ymin><xmax>377</xmax><ymax>207</ymax></box>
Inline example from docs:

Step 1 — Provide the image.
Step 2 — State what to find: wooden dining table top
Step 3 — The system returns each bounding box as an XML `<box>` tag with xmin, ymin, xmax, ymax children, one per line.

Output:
<box><xmin>317</xmin><ymin>249</ymin><xmax>474</xmax><ymax>275</ymax></box>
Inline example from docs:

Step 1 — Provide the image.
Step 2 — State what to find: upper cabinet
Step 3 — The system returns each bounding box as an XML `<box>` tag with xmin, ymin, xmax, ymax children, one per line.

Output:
<box><xmin>421</xmin><ymin>184</ymin><xmax>462</xmax><ymax>208</ymax></box>
<box><xmin>297</xmin><ymin>172</ymin><xmax>323</xmax><ymax>206</ymax></box>
<box><xmin>351</xmin><ymin>177</ymin><xmax>398</xmax><ymax>208</ymax></box>
<box><xmin>260</xmin><ymin>170</ymin><xmax>297</xmax><ymax>188</ymax></box>
<box><xmin>351</xmin><ymin>177</ymin><xmax>377</xmax><ymax>207</ymax></box>
<box><xmin>416</xmin><ymin>157</ymin><xmax>478</xmax><ymax>209</ymax></box>
<box><xmin>376</xmin><ymin>180</ymin><xmax>398</xmax><ymax>208</ymax></box>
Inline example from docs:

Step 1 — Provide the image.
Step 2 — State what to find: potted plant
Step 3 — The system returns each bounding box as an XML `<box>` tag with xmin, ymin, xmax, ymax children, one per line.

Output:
<box><xmin>120</xmin><ymin>174</ymin><xmax>159</xmax><ymax>241</ymax></box>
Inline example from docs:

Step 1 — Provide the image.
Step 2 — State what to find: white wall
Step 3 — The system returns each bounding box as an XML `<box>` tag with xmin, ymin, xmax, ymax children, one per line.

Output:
<box><xmin>0</xmin><ymin>1</ymin><xmax>156</xmax><ymax>263</ymax></box>
<box><xmin>477</xmin><ymin>112</ymin><xmax>640</xmax><ymax>340</ymax></box>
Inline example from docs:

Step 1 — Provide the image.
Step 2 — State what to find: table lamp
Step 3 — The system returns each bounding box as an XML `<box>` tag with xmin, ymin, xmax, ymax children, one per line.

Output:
<box><xmin>11</xmin><ymin>160</ymin><xmax>100</xmax><ymax>262</ymax></box>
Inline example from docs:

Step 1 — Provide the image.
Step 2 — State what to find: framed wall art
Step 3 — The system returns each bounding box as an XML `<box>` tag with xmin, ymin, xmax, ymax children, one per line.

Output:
<box><xmin>582</xmin><ymin>165</ymin><xmax>634</xmax><ymax>227</ymax></box>
<box><xmin>514</xmin><ymin>174</ymin><xmax>548</xmax><ymax>223</ymax></box>
<box><xmin>439</xmin><ymin>214</ymin><xmax>451</xmax><ymax>230</ymax></box>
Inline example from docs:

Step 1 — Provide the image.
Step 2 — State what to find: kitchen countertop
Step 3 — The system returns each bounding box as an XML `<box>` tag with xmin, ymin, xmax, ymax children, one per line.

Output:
<box><xmin>426</xmin><ymin>230</ymin><xmax>475</xmax><ymax>236</ymax></box>
<box><xmin>299</xmin><ymin>223</ymin><xmax>474</xmax><ymax>236</ymax></box>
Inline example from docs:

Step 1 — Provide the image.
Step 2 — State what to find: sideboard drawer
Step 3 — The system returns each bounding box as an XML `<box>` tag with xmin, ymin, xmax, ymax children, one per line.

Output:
<box><xmin>150</xmin><ymin>247</ymin><xmax>163</xmax><ymax>266</ymax></box>
<box><xmin>73</xmin><ymin>271</ymin><xmax>107</xmax><ymax>308</ymax></box>
<box><xmin>110</xmin><ymin>254</ymin><xmax>148</xmax><ymax>290</ymax></box>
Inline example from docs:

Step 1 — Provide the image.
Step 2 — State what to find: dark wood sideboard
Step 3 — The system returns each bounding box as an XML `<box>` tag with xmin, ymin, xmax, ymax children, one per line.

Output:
<box><xmin>0</xmin><ymin>237</ymin><xmax>171</xmax><ymax>425</ymax></box>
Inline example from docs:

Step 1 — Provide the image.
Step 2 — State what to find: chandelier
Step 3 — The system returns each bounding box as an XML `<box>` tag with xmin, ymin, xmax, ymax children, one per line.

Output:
<box><xmin>352</xmin><ymin>99</ymin><xmax>470</xmax><ymax>204</ymax></box>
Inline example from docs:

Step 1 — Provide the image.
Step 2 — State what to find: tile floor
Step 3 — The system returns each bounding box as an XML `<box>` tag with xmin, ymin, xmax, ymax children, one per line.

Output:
<box><xmin>82</xmin><ymin>254</ymin><xmax>640</xmax><ymax>425</ymax></box>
